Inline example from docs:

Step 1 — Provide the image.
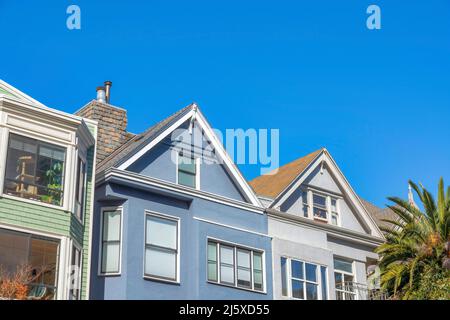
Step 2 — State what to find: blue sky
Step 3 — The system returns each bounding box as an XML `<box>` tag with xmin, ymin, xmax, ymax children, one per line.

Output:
<box><xmin>1</xmin><ymin>0</ymin><xmax>449</xmax><ymax>207</ymax></box>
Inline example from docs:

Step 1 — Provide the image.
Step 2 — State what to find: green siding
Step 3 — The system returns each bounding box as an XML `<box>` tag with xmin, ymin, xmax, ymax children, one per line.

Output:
<box><xmin>0</xmin><ymin>146</ymin><xmax>95</xmax><ymax>300</ymax></box>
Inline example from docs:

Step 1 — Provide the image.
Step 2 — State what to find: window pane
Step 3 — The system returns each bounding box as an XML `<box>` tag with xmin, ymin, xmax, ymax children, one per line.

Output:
<box><xmin>313</xmin><ymin>207</ymin><xmax>328</xmax><ymax>219</ymax></box>
<box><xmin>145</xmin><ymin>247</ymin><xmax>176</xmax><ymax>280</ymax></box>
<box><xmin>220</xmin><ymin>246</ymin><xmax>234</xmax><ymax>265</ymax></box>
<box><xmin>313</xmin><ymin>194</ymin><xmax>326</xmax><ymax>207</ymax></box>
<box><xmin>208</xmin><ymin>242</ymin><xmax>217</xmax><ymax>262</ymax></box>
<box><xmin>220</xmin><ymin>265</ymin><xmax>234</xmax><ymax>285</ymax></box>
<box><xmin>237</xmin><ymin>268</ymin><xmax>251</xmax><ymax>288</ymax></box>
<box><xmin>321</xmin><ymin>266</ymin><xmax>328</xmax><ymax>300</ymax></box>
<box><xmin>208</xmin><ymin>261</ymin><xmax>218</xmax><ymax>282</ymax></box>
<box><xmin>302</xmin><ymin>206</ymin><xmax>309</xmax><ymax>218</ymax></box>
<box><xmin>281</xmin><ymin>257</ymin><xmax>288</xmax><ymax>296</ymax></box>
<box><xmin>306</xmin><ymin>283</ymin><xmax>318</xmax><ymax>300</ymax></box>
<box><xmin>253</xmin><ymin>252</ymin><xmax>262</xmax><ymax>271</ymax></box>
<box><xmin>178</xmin><ymin>156</ymin><xmax>196</xmax><ymax>174</ymax></box>
<box><xmin>302</xmin><ymin>191</ymin><xmax>308</xmax><ymax>204</ymax></box>
<box><xmin>178</xmin><ymin>171</ymin><xmax>196</xmax><ymax>188</ymax></box>
<box><xmin>305</xmin><ymin>263</ymin><xmax>317</xmax><ymax>282</ymax></box>
<box><xmin>146</xmin><ymin>215</ymin><xmax>177</xmax><ymax>249</ymax></box>
<box><xmin>103</xmin><ymin>211</ymin><xmax>121</xmax><ymax>241</ymax></box>
<box><xmin>331</xmin><ymin>199</ymin><xmax>337</xmax><ymax>212</ymax></box>
<box><xmin>331</xmin><ymin>214</ymin><xmax>338</xmax><ymax>225</ymax></box>
<box><xmin>292</xmin><ymin>280</ymin><xmax>304</xmax><ymax>299</ymax></box>
<box><xmin>237</xmin><ymin>249</ymin><xmax>250</xmax><ymax>269</ymax></box>
<box><xmin>291</xmin><ymin>260</ymin><xmax>304</xmax><ymax>279</ymax></box>
<box><xmin>334</xmin><ymin>258</ymin><xmax>353</xmax><ymax>273</ymax></box>
<box><xmin>102</xmin><ymin>242</ymin><xmax>120</xmax><ymax>273</ymax></box>
<box><xmin>254</xmin><ymin>270</ymin><xmax>263</xmax><ymax>291</ymax></box>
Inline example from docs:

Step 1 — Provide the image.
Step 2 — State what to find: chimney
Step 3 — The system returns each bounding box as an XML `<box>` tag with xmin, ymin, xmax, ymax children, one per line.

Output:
<box><xmin>104</xmin><ymin>81</ymin><xmax>112</xmax><ymax>104</ymax></box>
<box><xmin>76</xmin><ymin>81</ymin><xmax>129</xmax><ymax>164</ymax></box>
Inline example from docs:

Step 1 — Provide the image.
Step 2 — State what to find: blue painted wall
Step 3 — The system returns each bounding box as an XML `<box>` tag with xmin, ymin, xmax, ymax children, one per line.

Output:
<box><xmin>90</xmin><ymin>182</ymin><xmax>273</xmax><ymax>300</ymax></box>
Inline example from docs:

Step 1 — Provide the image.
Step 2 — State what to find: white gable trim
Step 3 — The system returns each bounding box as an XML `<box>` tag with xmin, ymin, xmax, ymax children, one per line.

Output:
<box><xmin>117</xmin><ymin>106</ymin><xmax>262</xmax><ymax>207</ymax></box>
<box><xmin>271</xmin><ymin>149</ymin><xmax>384</xmax><ymax>238</ymax></box>
<box><xmin>0</xmin><ymin>79</ymin><xmax>47</xmax><ymax>108</ymax></box>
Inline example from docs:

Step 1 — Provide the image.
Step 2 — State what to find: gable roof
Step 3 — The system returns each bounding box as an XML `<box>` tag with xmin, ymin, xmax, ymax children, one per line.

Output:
<box><xmin>360</xmin><ymin>198</ymin><xmax>397</xmax><ymax>229</ymax></box>
<box><xmin>97</xmin><ymin>103</ymin><xmax>262</xmax><ymax>207</ymax></box>
<box><xmin>249</xmin><ymin>149</ymin><xmax>323</xmax><ymax>199</ymax></box>
<box><xmin>250</xmin><ymin>148</ymin><xmax>384</xmax><ymax>238</ymax></box>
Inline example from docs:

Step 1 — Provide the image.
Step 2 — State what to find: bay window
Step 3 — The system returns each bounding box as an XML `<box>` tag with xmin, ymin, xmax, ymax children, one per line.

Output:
<box><xmin>208</xmin><ymin>240</ymin><xmax>264</xmax><ymax>292</ymax></box>
<box><xmin>144</xmin><ymin>212</ymin><xmax>179</xmax><ymax>282</ymax></box>
<box><xmin>281</xmin><ymin>257</ymin><xmax>328</xmax><ymax>300</ymax></box>
<box><xmin>3</xmin><ymin>133</ymin><xmax>66</xmax><ymax>206</ymax></box>
<box><xmin>100</xmin><ymin>208</ymin><xmax>122</xmax><ymax>275</ymax></box>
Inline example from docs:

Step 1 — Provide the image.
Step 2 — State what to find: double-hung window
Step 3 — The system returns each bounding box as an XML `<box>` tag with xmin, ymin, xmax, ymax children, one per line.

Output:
<box><xmin>177</xmin><ymin>153</ymin><xmax>198</xmax><ymax>188</ymax></box>
<box><xmin>312</xmin><ymin>193</ymin><xmax>328</xmax><ymax>221</ymax></box>
<box><xmin>4</xmin><ymin>133</ymin><xmax>66</xmax><ymax>206</ymax></box>
<box><xmin>208</xmin><ymin>240</ymin><xmax>264</xmax><ymax>292</ymax></box>
<box><xmin>144</xmin><ymin>212</ymin><xmax>179</xmax><ymax>282</ymax></box>
<box><xmin>100</xmin><ymin>208</ymin><xmax>122</xmax><ymax>275</ymax></box>
<box><xmin>334</xmin><ymin>258</ymin><xmax>356</xmax><ymax>300</ymax></box>
<box><xmin>75</xmin><ymin>157</ymin><xmax>86</xmax><ymax>221</ymax></box>
<box><xmin>331</xmin><ymin>198</ymin><xmax>339</xmax><ymax>225</ymax></box>
<box><xmin>281</xmin><ymin>257</ymin><xmax>328</xmax><ymax>300</ymax></box>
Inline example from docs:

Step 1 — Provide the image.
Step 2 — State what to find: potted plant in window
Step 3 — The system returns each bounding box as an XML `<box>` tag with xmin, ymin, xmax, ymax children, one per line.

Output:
<box><xmin>41</xmin><ymin>162</ymin><xmax>63</xmax><ymax>205</ymax></box>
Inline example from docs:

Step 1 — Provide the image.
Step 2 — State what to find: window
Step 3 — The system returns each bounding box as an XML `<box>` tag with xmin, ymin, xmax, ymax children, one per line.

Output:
<box><xmin>100</xmin><ymin>208</ymin><xmax>122</xmax><ymax>275</ymax></box>
<box><xmin>0</xmin><ymin>228</ymin><xmax>59</xmax><ymax>300</ymax></box>
<box><xmin>331</xmin><ymin>198</ymin><xmax>339</xmax><ymax>225</ymax></box>
<box><xmin>144</xmin><ymin>213</ymin><xmax>179</xmax><ymax>282</ymax></box>
<box><xmin>301</xmin><ymin>190</ymin><xmax>309</xmax><ymax>218</ymax></box>
<box><xmin>208</xmin><ymin>240</ymin><xmax>264</xmax><ymax>292</ymax></box>
<box><xmin>281</xmin><ymin>257</ymin><xmax>328</xmax><ymax>300</ymax></box>
<box><xmin>312</xmin><ymin>193</ymin><xmax>327</xmax><ymax>221</ymax></box>
<box><xmin>69</xmin><ymin>245</ymin><xmax>82</xmax><ymax>300</ymax></box>
<box><xmin>177</xmin><ymin>154</ymin><xmax>197</xmax><ymax>188</ymax></box>
<box><xmin>75</xmin><ymin>158</ymin><xmax>86</xmax><ymax>221</ymax></box>
<box><xmin>3</xmin><ymin>133</ymin><xmax>66</xmax><ymax>206</ymax></box>
<box><xmin>334</xmin><ymin>258</ymin><xmax>356</xmax><ymax>300</ymax></box>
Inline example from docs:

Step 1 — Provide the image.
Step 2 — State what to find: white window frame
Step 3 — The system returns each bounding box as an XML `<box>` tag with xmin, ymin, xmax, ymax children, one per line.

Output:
<box><xmin>74</xmin><ymin>156</ymin><xmax>87</xmax><ymax>223</ymax></box>
<box><xmin>281</xmin><ymin>256</ymin><xmax>328</xmax><ymax>300</ymax></box>
<box><xmin>1</xmin><ymin>130</ymin><xmax>69</xmax><ymax>209</ymax></box>
<box><xmin>206</xmin><ymin>238</ymin><xmax>266</xmax><ymax>294</ymax></box>
<box><xmin>301</xmin><ymin>187</ymin><xmax>342</xmax><ymax>226</ymax></box>
<box><xmin>143</xmin><ymin>210</ymin><xmax>181</xmax><ymax>284</ymax></box>
<box><xmin>68</xmin><ymin>241</ymin><xmax>83</xmax><ymax>300</ymax></box>
<box><xmin>175</xmin><ymin>152</ymin><xmax>200</xmax><ymax>190</ymax></box>
<box><xmin>334</xmin><ymin>258</ymin><xmax>356</xmax><ymax>300</ymax></box>
<box><xmin>98</xmin><ymin>206</ymin><xmax>123</xmax><ymax>276</ymax></box>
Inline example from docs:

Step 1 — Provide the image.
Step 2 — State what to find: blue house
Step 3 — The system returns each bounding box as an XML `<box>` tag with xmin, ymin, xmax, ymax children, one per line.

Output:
<box><xmin>78</xmin><ymin>86</ymin><xmax>273</xmax><ymax>299</ymax></box>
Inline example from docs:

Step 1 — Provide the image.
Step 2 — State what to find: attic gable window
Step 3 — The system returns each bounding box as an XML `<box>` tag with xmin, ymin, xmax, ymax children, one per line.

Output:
<box><xmin>312</xmin><ymin>194</ymin><xmax>327</xmax><ymax>221</ymax></box>
<box><xmin>177</xmin><ymin>153</ymin><xmax>198</xmax><ymax>189</ymax></box>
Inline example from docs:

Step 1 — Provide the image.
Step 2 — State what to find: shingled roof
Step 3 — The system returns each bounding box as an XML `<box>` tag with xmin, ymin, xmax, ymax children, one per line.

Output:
<box><xmin>248</xmin><ymin>149</ymin><xmax>323</xmax><ymax>199</ymax></box>
<box><xmin>359</xmin><ymin>198</ymin><xmax>397</xmax><ymax>229</ymax></box>
<box><xmin>96</xmin><ymin>104</ymin><xmax>195</xmax><ymax>173</ymax></box>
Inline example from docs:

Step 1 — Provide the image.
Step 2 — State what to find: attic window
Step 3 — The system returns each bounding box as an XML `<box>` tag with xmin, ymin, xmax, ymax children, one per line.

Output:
<box><xmin>177</xmin><ymin>153</ymin><xmax>198</xmax><ymax>189</ymax></box>
<box><xmin>312</xmin><ymin>194</ymin><xmax>328</xmax><ymax>221</ymax></box>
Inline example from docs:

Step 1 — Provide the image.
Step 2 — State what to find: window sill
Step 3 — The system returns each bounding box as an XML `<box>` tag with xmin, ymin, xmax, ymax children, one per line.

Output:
<box><xmin>207</xmin><ymin>280</ymin><xmax>266</xmax><ymax>295</ymax></box>
<box><xmin>143</xmin><ymin>275</ymin><xmax>180</xmax><ymax>285</ymax></box>
<box><xmin>1</xmin><ymin>193</ymin><xmax>67</xmax><ymax>211</ymax></box>
<box><xmin>98</xmin><ymin>272</ymin><xmax>121</xmax><ymax>277</ymax></box>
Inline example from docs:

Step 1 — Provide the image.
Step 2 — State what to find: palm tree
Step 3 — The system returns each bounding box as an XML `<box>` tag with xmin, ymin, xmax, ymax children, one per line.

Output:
<box><xmin>375</xmin><ymin>178</ymin><xmax>450</xmax><ymax>299</ymax></box>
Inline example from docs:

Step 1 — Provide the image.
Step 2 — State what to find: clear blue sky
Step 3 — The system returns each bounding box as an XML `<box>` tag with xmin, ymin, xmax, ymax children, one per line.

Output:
<box><xmin>1</xmin><ymin>0</ymin><xmax>449</xmax><ymax>207</ymax></box>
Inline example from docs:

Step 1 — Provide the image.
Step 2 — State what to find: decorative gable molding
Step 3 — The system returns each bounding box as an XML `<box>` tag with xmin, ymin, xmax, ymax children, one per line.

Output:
<box><xmin>271</xmin><ymin>149</ymin><xmax>384</xmax><ymax>239</ymax></box>
<box><xmin>116</xmin><ymin>105</ymin><xmax>262</xmax><ymax>207</ymax></box>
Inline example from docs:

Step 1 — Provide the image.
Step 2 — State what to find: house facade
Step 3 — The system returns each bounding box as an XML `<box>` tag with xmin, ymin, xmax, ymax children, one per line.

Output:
<box><xmin>0</xmin><ymin>80</ymin><xmax>97</xmax><ymax>300</ymax></box>
<box><xmin>249</xmin><ymin>149</ymin><xmax>385</xmax><ymax>300</ymax></box>
<box><xmin>78</xmin><ymin>95</ymin><xmax>273</xmax><ymax>299</ymax></box>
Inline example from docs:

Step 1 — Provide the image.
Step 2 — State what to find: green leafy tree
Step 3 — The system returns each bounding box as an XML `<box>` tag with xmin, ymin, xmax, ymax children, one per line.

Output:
<box><xmin>375</xmin><ymin>178</ymin><xmax>450</xmax><ymax>299</ymax></box>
